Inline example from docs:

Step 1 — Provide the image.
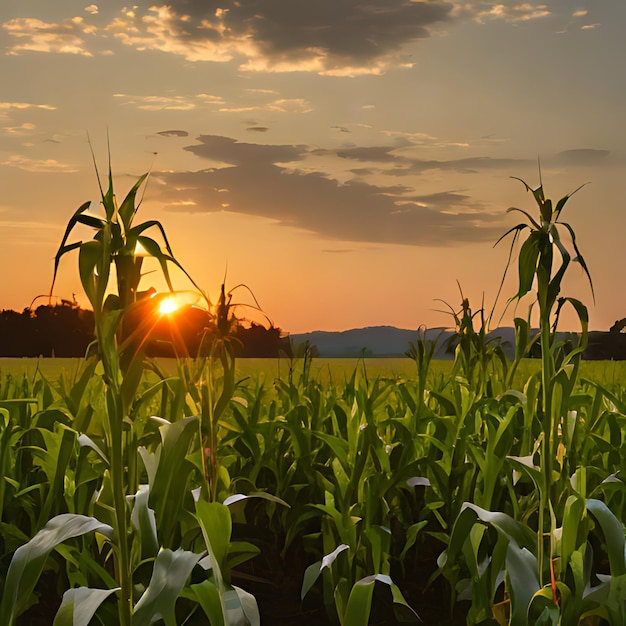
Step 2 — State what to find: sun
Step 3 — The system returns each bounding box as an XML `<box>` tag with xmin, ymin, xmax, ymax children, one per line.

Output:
<box><xmin>158</xmin><ymin>295</ymin><xmax>180</xmax><ymax>316</ymax></box>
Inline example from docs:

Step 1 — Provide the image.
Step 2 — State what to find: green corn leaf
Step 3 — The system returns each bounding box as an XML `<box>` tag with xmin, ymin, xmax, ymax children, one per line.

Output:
<box><xmin>343</xmin><ymin>574</ymin><xmax>419</xmax><ymax>626</ymax></box>
<box><xmin>117</xmin><ymin>171</ymin><xmax>149</xmax><ymax>227</ymax></box>
<box><xmin>561</xmin><ymin>221</ymin><xmax>595</xmax><ymax>301</ymax></box>
<box><xmin>560</xmin><ymin>494</ymin><xmax>585</xmax><ymax>574</ymax></box>
<box><xmin>223</xmin><ymin>491</ymin><xmax>290</xmax><ymax>509</ymax></box>
<box><xmin>50</xmin><ymin>201</ymin><xmax>92</xmax><ymax>293</ymax></box>
<box><xmin>130</xmin><ymin>484</ymin><xmax>159</xmax><ymax>560</ymax></box>
<box><xmin>195</xmin><ymin>499</ymin><xmax>232</xmax><ymax>579</ymax></box>
<box><xmin>399</xmin><ymin>521</ymin><xmax>428</xmax><ymax>561</ymax></box>
<box><xmin>78</xmin><ymin>240</ymin><xmax>104</xmax><ymax>309</ymax></box>
<box><xmin>506</xmin><ymin>206</ymin><xmax>540</xmax><ymax>230</ymax></box>
<box><xmin>313</xmin><ymin>431</ymin><xmax>350</xmax><ymax>470</ymax></box>
<box><xmin>133</xmin><ymin>548</ymin><xmax>201</xmax><ymax>626</ymax></box>
<box><xmin>343</xmin><ymin>575</ymin><xmax>377</xmax><ymax>626</ymax></box>
<box><xmin>506</xmin><ymin>543</ymin><xmax>540</xmax><ymax>626</ymax></box>
<box><xmin>301</xmin><ymin>561</ymin><xmax>323</xmax><ymax>601</ymax></box>
<box><xmin>586</xmin><ymin>499</ymin><xmax>625</xmax><ymax>577</ymax></box>
<box><xmin>28</xmin><ymin>424</ymin><xmax>76</xmax><ymax>528</ymax></box>
<box><xmin>443</xmin><ymin>503</ymin><xmax>536</xmax><ymax>570</ymax></box>
<box><xmin>135</xmin><ymin>236</ymin><xmax>176</xmax><ymax>292</ymax></box>
<box><xmin>76</xmin><ymin>213</ymin><xmax>107</xmax><ymax>230</ymax></box>
<box><xmin>0</xmin><ymin>514</ymin><xmax>113</xmax><ymax>626</ymax></box>
<box><xmin>301</xmin><ymin>544</ymin><xmax>350</xmax><ymax>600</ymax></box>
<box><xmin>554</xmin><ymin>182</ymin><xmax>588</xmax><ymax>221</ymax></box>
<box><xmin>180</xmin><ymin>580</ymin><xmax>224</xmax><ymax>626</ymax></box>
<box><xmin>517</xmin><ymin>234</ymin><xmax>541</xmax><ymax>299</ymax></box>
<box><xmin>53</xmin><ymin>586</ymin><xmax>119</xmax><ymax>626</ymax></box>
<box><xmin>539</xmin><ymin>197</ymin><xmax>552</xmax><ymax>223</ymax></box>
<box><xmin>229</xmin><ymin>586</ymin><xmax>260</xmax><ymax>626</ymax></box>
<box><xmin>147</xmin><ymin>415</ymin><xmax>199</xmax><ymax>547</ymax></box>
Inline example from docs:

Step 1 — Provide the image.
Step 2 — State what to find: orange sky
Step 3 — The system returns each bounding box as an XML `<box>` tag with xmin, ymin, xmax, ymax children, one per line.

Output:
<box><xmin>0</xmin><ymin>2</ymin><xmax>623</xmax><ymax>333</ymax></box>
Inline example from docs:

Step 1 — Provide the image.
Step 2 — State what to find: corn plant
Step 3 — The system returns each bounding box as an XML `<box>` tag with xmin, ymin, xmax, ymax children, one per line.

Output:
<box><xmin>37</xmin><ymin>153</ymin><xmax>201</xmax><ymax>625</ymax></box>
<box><xmin>438</xmin><ymin>176</ymin><xmax>626</xmax><ymax>624</ymax></box>
<box><xmin>437</xmin><ymin>285</ymin><xmax>509</xmax><ymax>398</ymax></box>
<box><xmin>498</xmin><ymin>176</ymin><xmax>593</xmax><ymax>575</ymax></box>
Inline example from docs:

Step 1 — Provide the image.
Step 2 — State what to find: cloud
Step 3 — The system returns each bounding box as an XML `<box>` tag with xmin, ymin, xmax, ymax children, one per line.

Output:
<box><xmin>218</xmin><ymin>98</ymin><xmax>312</xmax><ymax>114</ymax></box>
<box><xmin>323</xmin><ymin>144</ymin><xmax>529</xmax><ymax>175</ymax></box>
<box><xmin>555</xmin><ymin>149</ymin><xmax>610</xmax><ymax>165</ymax></box>
<box><xmin>0</xmin><ymin>156</ymin><xmax>79</xmax><ymax>173</ymax></box>
<box><xmin>153</xmin><ymin>134</ymin><xmax>502</xmax><ymax>247</ymax></box>
<box><xmin>246</xmin><ymin>127</ymin><xmax>269</xmax><ymax>133</ymax></box>
<box><xmin>104</xmin><ymin>1</ymin><xmax>454</xmax><ymax>74</ymax></box>
<box><xmin>3</xmin><ymin>16</ymin><xmax>96</xmax><ymax>56</ymax></box>
<box><xmin>85</xmin><ymin>5</ymin><xmax>99</xmax><ymax>15</ymax></box>
<box><xmin>0</xmin><ymin>102</ymin><xmax>56</xmax><ymax>111</ymax></box>
<box><xmin>476</xmin><ymin>2</ymin><xmax>551</xmax><ymax>22</ymax></box>
<box><xmin>1</xmin><ymin>122</ymin><xmax>37</xmax><ymax>135</ymax></box>
<box><xmin>461</xmin><ymin>2</ymin><xmax>551</xmax><ymax>23</ymax></box>
<box><xmin>113</xmin><ymin>93</ymin><xmax>224</xmax><ymax>110</ymax></box>
<box><xmin>157</xmin><ymin>130</ymin><xmax>190</xmax><ymax>137</ymax></box>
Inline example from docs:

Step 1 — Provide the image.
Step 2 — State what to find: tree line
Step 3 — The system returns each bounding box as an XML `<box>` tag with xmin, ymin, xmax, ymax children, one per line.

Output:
<box><xmin>0</xmin><ymin>302</ymin><xmax>292</xmax><ymax>358</ymax></box>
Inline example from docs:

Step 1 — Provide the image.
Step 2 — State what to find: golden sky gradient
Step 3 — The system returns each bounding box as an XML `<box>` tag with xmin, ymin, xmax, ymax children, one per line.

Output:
<box><xmin>0</xmin><ymin>1</ymin><xmax>624</xmax><ymax>333</ymax></box>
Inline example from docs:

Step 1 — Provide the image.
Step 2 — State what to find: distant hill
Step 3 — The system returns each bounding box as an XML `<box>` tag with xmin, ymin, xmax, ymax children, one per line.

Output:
<box><xmin>289</xmin><ymin>325</ymin><xmax>518</xmax><ymax>358</ymax></box>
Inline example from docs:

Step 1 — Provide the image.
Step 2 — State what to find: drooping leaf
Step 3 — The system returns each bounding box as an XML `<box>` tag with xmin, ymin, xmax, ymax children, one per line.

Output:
<box><xmin>180</xmin><ymin>580</ymin><xmax>224</xmax><ymax>626</ymax></box>
<box><xmin>133</xmin><ymin>548</ymin><xmax>201</xmax><ymax>626</ymax></box>
<box><xmin>506</xmin><ymin>543</ymin><xmax>540</xmax><ymax>626</ymax></box>
<box><xmin>0</xmin><ymin>514</ymin><xmax>113</xmax><ymax>625</ymax></box>
<box><xmin>53</xmin><ymin>586</ymin><xmax>119</xmax><ymax>626</ymax></box>
<box><xmin>586</xmin><ymin>499</ymin><xmax>625</xmax><ymax>577</ymax></box>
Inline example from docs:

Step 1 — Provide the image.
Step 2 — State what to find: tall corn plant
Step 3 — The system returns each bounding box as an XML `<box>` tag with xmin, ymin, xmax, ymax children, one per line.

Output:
<box><xmin>497</xmin><ymin>175</ymin><xmax>592</xmax><ymax>583</ymax></box>
<box><xmin>438</xmin><ymin>175</ymin><xmax>608</xmax><ymax>624</ymax></box>
<box><xmin>48</xmin><ymin>153</ymin><xmax>198</xmax><ymax>626</ymax></box>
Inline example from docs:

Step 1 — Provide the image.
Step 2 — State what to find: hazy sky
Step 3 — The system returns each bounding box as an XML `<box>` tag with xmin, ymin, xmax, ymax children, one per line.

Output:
<box><xmin>1</xmin><ymin>1</ymin><xmax>624</xmax><ymax>333</ymax></box>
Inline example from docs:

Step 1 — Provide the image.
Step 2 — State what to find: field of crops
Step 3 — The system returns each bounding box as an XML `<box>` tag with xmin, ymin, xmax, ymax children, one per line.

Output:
<box><xmin>1</xmin><ymin>349</ymin><xmax>625</xmax><ymax>625</ymax></box>
<box><xmin>1</xmin><ymin>168</ymin><xmax>625</xmax><ymax>625</ymax></box>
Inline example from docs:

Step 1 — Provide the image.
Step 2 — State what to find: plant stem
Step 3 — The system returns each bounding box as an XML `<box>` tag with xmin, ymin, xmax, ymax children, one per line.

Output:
<box><xmin>107</xmin><ymin>386</ymin><xmax>132</xmax><ymax>626</ymax></box>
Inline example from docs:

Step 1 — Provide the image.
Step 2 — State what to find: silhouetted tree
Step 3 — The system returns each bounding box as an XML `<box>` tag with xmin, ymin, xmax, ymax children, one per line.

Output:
<box><xmin>0</xmin><ymin>301</ymin><xmax>289</xmax><ymax>358</ymax></box>
<box><xmin>0</xmin><ymin>303</ymin><xmax>95</xmax><ymax>357</ymax></box>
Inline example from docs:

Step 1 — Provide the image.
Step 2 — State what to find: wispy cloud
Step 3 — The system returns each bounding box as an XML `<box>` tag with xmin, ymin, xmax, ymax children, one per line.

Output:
<box><xmin>0</xmin><ymin>122</ymin><xmax>37</xmax><ymax>135</ymax></box>
<box><xmin>0</xmin><ymin>102</ymin><xmax>56</xmax><ymax>111</ymax></box>
<box><xmin>113</xmin><ymin>93</ymin><xmax>224</xmax><ymax>111</ymax></box>
<box><xmin>3</xmin><ymin>16</ymin><xmax>96</xmax><ymax>56</ymax></box>
<box><xmin>0</xmin><ymin>156</ymin><xmax>78</xmax><ymax>173</ymax></box>
<box><xmin>218</xmin><ymin>98</ymin><xmax>312</xmax><ymax>114</ymax></box>
<box><xmin>460</xmin><ymin>2</ymin><xmax>551</xmax><ymax>23</ymax></box>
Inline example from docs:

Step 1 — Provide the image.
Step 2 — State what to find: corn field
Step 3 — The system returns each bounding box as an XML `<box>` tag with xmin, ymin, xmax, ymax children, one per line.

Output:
<box><xmin>0</xmin><ymin>163</ymin><xmax>624</xmax><ymax>625</ymax></box>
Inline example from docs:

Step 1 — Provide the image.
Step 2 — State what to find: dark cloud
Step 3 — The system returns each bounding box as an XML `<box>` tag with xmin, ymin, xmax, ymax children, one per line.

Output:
<box><xmin>555</xmin><ymin>149</ymin><xmax>610</xmax><ymax>165</ymax></box>
<box><xmin>157</xmin><ymin>129</ymin><xmax>189</xmax><ymax>137</ymax></box>
<box><xmin>246</xmin><ymin>126</ymin><xmax>269</xmax><ymax>133</ymax></box>
<box><xmin>327</xmin><ymin>145</ymin><xmax>529</xmax><ymax>175</ymax></box>
<box><xmin>183</xmin><ymin>134</ymin><xmax>307</xmax><ymax>166</ymax></box>
<box><xmin>154</xmin><ymin>134</ymin><xmax>503</xmax><ymax>247</ymax></box>
<box><xmin>115</xmin><ymin>1</ymin><xmax>454</xmax><ymax>72</ymax></box>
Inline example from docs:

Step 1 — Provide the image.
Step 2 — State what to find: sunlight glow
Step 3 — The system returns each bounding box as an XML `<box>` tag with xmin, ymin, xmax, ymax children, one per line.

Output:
<box><xmin>158</xmin><ymin>296</ymin><xmax>180</xmax><ymax>315</ymax></box>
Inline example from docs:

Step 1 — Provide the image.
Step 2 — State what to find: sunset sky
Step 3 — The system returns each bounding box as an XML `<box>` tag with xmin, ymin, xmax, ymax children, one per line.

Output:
<box><xmin>1</xmin><ymin>1</ymin><xmax>624</xmax><ymax>334</ymax></box>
